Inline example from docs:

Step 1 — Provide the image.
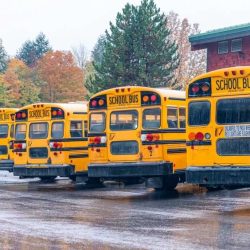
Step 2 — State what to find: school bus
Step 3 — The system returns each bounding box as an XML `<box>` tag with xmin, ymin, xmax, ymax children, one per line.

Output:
<box><xmin>186</xmin><ymin>66</ymin><xmax>250</xmax><ymax>187</ymax></box>
<box><xmin>88</xmin><ymin>86</ymin><xmax>187</xmax><ymax>190</ymax></box>
<box><xmin>13</xmin><ymin>103</ymin><xmax>89</xmax><ymax>181</ymax></box>
<box><xmin>0</xmin><ymin>108</ymin><xmax>18</xmax><ymax>171</ymax></box>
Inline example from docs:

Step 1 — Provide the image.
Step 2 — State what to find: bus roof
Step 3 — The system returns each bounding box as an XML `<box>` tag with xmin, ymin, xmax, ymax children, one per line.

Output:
<box><xmin>91</xmin><ymin>86</ymin><xmax>185</xmax><ymax>99</ymax></box>
<box><xmin>19</xmin><ymin>102</ymin><xmax>88</xmax><ymax>113</ymax></box>
<box><xmin>0</xmin><ymin>108</ymin><xmax>18</xmax><ymax>113</ymax></box>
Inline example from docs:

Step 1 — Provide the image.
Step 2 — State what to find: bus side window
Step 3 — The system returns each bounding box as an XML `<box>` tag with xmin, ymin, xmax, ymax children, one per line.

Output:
<box><xmin>84</xmin><ymin>121</ymin><xmax>88</xmax><ymax>137</ymax></box>
<box><xmin>167</xmin><ymin>107</ymin><xmax>178</xmax><ymax>128</ymax></box>
<box><xmin>70</xmin><ymin>121</ymin><xmax>83</xmax><ymax>138</ymax></box>
<box><xmin>179</xmin><ymin>107</ymin><xmax>186</xmax><ymax>128</ymax></box>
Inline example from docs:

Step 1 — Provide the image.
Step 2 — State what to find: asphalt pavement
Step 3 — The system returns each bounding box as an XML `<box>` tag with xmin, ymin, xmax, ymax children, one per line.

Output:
<box><xmin>0</xmin><ymin>172</ymin><xmax>249</xmax><ymax>250</ymax></box>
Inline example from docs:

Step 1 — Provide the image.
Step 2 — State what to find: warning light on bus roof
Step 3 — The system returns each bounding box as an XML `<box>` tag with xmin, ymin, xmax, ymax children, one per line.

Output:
<box><xmin>98</xmin><ymin>99</ymin><xmax>104</xmax><ymax>106</ymax></box>
<box><xmin>150</xmin><ymin>95</ymin><xmax>157</xmax><ymax>102</ymax></box>
<box><xmin>91</xmin><ymin>100</ymin><xmax>97</xmax><ymax>107</ymax></box>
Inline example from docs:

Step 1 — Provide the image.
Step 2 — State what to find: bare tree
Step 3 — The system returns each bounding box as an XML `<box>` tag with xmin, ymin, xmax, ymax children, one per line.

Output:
<box><xmin>71</xmin><ymin>43</ymin><xmax>87</xmax><ymax>70</ymax></box>
<box><xmin>167</xmin><ymin>12</ymin><xmax>206</xmax><ymax>90</ymax></box>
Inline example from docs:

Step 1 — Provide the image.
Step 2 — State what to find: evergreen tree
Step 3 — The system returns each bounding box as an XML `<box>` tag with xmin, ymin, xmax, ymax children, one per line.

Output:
<box><xmin>17</xmin><ymin>33</ymin><xmax>52</xmax><ymax>67</ymax></box>
<box><xmin>0</xmin><ymin>39</ymin><xmax>8</xmax><ymax>73</ymax></box>
<box><xmin>88</xmin><ymin>0</ymin><xmax>179</xmax><ymax>93</ymax></box>
<box><xmin>34</xmin><ymin>33</ymin><xmax>52</xmax><ymax>60</ymax></box>
<box><xmin>85</xmin><ymin>35</ymin><xmax>107</xmax><ymax>96</ymax></box>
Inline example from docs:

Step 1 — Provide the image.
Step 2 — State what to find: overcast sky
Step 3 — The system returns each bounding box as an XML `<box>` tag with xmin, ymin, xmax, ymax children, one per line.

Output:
<box><xmin>1</xmin><ymin>0</ymin><xmax>250</xmax><ymax>56</ymax></box>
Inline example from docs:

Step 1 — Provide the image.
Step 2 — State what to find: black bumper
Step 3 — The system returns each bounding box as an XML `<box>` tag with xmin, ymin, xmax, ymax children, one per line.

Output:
<box><xmin>0</xmin><ymin>160</ymin><xmax>14</xmax><ymax>172</ymax></box>
<box><xmin>13</xmin><ymin>164</ymin><xmax>74</xmax><ymax>177</ymax></box>
<box><xmin>186</xmin><ymin>166</ymin><xmax>250</xmax><ymax>185</ymax></box>
<box><xmin>88</xmin><ymin>161</ymin><xmax>172</xmax><ymax>178</ymax></box>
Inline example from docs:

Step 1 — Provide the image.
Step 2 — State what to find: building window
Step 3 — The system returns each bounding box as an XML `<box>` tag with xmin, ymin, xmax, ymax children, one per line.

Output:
<box><xmin>218</xmin><ymin>41</ymin><xmax>228</xmax><ymax>54</ymax></box>
<box><xmin>231</xmin><ymin>38</ymin><xmax>242</xmax><ymax>52</ymax></box>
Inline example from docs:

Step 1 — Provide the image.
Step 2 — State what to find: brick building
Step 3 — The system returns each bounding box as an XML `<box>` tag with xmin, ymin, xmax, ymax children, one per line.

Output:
<box><xmin>189</xmin><ymin>23</ymin><xmax>250</xmax><ymax>72</ymax></box>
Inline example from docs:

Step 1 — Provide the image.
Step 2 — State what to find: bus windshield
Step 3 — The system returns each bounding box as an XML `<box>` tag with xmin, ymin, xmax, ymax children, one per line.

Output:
<box><xmin>90</xmin><ymin>112</ymin><xmax>106</xmax><ymax>133</ymax></box>
<box><xmin>110</xmin><ymin>110</ymin><xmax>138</xmax><ymax>131</ymax></box>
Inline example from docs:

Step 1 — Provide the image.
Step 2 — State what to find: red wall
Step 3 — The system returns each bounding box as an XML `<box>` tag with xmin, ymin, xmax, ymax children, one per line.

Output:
<box><xmin>207</xmin><ymin>36</ymin><xmax>250</xmax><ymax>71</ymax></box>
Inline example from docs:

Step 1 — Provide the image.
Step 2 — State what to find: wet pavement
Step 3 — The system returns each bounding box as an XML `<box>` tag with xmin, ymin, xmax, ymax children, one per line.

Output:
<box><xmin>0</xmin><ymin>172</ymin><xmax>250</xmax><ymax>250</ymax></box>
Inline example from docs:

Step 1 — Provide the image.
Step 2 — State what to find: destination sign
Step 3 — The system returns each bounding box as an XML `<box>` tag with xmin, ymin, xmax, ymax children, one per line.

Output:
<box><xmin>108</xmin><ymin>94</ymin><xmax>140</xmax><ymax>107</ymax></box>
<box><xmin>212</xmin><ymin>77</ymin><xmax>250</xmax><ymax>95</ymax></box>
<box><xmin>0</xmin><ymin>113</ymin><xmax>11</xmax><ymax>121</ymax></box>
<box><xmin>225</xmin><ymin>125</ymin><xmax>250</xmax><ymax>137</ymax></box>
<box><xmin>28</xmin><ymin>108</ymin><xmax>51</xmax><ymax>120</ymax></box>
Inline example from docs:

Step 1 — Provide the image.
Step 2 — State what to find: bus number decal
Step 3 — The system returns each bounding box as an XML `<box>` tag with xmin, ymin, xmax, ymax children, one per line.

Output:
<box><xmin>29</xmin><ymin>109</ymin><xmax>50</xmax><ymax>119</ymax></box>
<box><xmin>225</xmin><ymin>125</ymin><xmax>250</xmax><ymax>137</ymax></box>
<box><xmin>108</xmin><ymin>94</ymin><xmax>139</xmax><ymax>106</ymax></box>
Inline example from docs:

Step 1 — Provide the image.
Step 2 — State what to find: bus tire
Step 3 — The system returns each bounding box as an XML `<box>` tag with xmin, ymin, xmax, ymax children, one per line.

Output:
<box><xmin>123</xmin><ymin>177</ymin><xmax>144</xmax><ymax>185</ymax></box>
<box><xmin>155</xmin><ymin>175</ymin><xmax>178</xmax><ymax>191</ymax></box>
<box><xmin>39</xmin><ymin>176</ymin><xmax>57</xmax><ymax>182</ymax></box>
<box><xmin>86</xmin><ymin>177</ymin><xmax>103</xmax><ymax>188</ymax></box>
<box><xmin>69</xmin><ymin>175</ymin><xmax>76</xmax><ymax>182</ymax></box>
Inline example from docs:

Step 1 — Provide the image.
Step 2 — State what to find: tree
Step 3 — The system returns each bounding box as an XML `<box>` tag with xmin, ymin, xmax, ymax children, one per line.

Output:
<box><xmin>88</xmin><ymin>0</ymin><xmax>179</xmax><ymax>93</ymax></box>
<box><xmin>166</xmin><ymin>12</ymin><xmax>206</xmax><ymax>89</ymax></box>
<box><xmin>0</xmin><ymin>75</ymin><xmax>10</xmax><ymax>107</ymax></box>
<box><xmin>84</xmin><ymin>35</ymin><xmax>107</xmax><ymax>96</ymax></box>
<box><xmin>37</xmin><ymin>51</ymin><xmax>86</xmax><ymax>102</ymax></box>
<box><xmin>72</xmin><ymin>43</ymin><xmax>87</xmax><ymax>70</ymax></box>
<box><xmin>17</xmin><ymin>33</ymin><xmax>52</xmax><ymax>67</ymax></box>
<box><xmin>0</xmin><ymin>39</ymin><xmax>8</xmax><ymax>73</ymax></box>
<box><xmin>2</xmin><ymin>59</ymin><xmax>40</xmax><ymax>107</ymax></box>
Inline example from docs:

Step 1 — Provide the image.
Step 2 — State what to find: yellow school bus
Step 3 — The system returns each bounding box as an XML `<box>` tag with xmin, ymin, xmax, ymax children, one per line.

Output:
<box><xmin>88</xmin><ymin>86</ymin><xmax>187</xmax><ymax>190</ymax></box>
<box><xmin>0</xmin><ymin>108</ymin><xmax>18</xmax><ymax>171</ymax></box>
<box><xmin>186</xmin><ymin>66</ymin><xmax>250</xmax><ymax>187</ymax></box>
<box><xmin>13</xmin><ymin>103</ymin><xmax>89</xmax><ymax>182</ymax></box>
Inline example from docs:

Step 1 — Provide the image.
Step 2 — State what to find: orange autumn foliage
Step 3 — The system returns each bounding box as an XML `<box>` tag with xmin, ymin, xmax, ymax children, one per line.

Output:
<box><xmin>37</xmin><ymin>51</ymin><xmax>86</xmax><ymax>102</ymax></box>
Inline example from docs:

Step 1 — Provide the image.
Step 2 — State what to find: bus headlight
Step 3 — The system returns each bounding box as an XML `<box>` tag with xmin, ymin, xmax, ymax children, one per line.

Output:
<box><xmin>101</xmin><ymin>136</ymin><xmax>107</xmax><ymax>143</ymax></box>
<box><xmin>205</xmin><ymin>133</ymin><xmax>211</xmax><ymax>139</ymax></box>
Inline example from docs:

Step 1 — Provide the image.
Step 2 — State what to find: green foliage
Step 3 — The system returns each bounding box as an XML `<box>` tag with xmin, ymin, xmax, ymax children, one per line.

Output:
<box><xmin>17</xmin><ymin>33</ymin><xmax>52</xmax><ymax>67</ymax></box>
<box><xmin>19</xmin><ymin>81</ymin><xmax>40</xmax><ymax>106</ymax></box>
<box><xmin>87</xmin><ymin>0</ymin><xmax>179</xmax><ymax>93</ymax></box>
<box><xmin>0</xmin><ymin>39</ymin><xmax>8</xmax><ymax>73</ymax></box>
<box><xmin>0</xmin><ymin>79</ymin><xmax>9</xmax><ymax>107</ymax></box>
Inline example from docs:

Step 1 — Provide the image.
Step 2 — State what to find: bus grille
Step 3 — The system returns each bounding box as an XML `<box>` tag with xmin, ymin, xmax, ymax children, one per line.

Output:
<box><xmin>29</xmin><ymin>147</ymin><xmax>48</xmax><ymax>158</ymax></box>
<box><xmin>111</xmin><ymin>141</ymin><xmax>138</xmax><ymax>155</ymax></box>
<box><xmin>217</xmin><ymin>138</ymin><xmax>250</xmax><ymax>155</ymax></box>
<box><xmin>0</xmin><ymin>146</ymin><xmax>8</xmax><ymax>155</ymax></box>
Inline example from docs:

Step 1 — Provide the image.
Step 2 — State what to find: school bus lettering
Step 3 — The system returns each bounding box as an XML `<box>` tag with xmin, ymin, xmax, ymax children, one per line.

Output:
<box><xmin>29</xmin><ymin>109</ymin><xmax>50</xmax><ymax>119</ymax></box>
<box><xmin>0</xmin><ymin>113</ymin><xmax>10</xmax><ymax>121</ymax></box>
<box><xmin>108</xmin><ymin>94</ymin><xmax>139</xmax><ymax>106</ymax></box>
<box><xmin>214</xmin><ymin>77</ymin><xmax>250</xmax><ymax>93</ymax></box>
<box><xmin>215</xmin><ymin>78</ymin><xmax>240</xmax><ymax>90</ymax></box>
<box><xmin>243</xmin><ymin>78</ymin><xmax>250</xmax><ymax>88</ymax></box>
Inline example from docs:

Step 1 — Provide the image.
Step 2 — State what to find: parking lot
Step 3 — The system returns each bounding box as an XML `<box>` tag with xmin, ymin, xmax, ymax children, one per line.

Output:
<box><xmin>0</xmin><ymin>172</ymin><xmax>250</xmax><ymax>249</ymax></box>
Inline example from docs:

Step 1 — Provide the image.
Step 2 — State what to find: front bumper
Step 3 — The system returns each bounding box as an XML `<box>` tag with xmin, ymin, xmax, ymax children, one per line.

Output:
<box><xmin>0</xmin><ymin>160</ymin><xmax>14</xmax><ymax>172</ymax></box>
<box><xmin>186</xmin><ymin>166</ymin><xmax>250</xmax><ymax>185</ymax></box>
<box><xmin>88</xmin><ymin>161</ymin><xmax>172</xmax><ymax>178</ymax></box>
<box><xmin>13</xmin><ymin>164</ymin><xmax>74</xmax><ymax>177</ymax></box>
